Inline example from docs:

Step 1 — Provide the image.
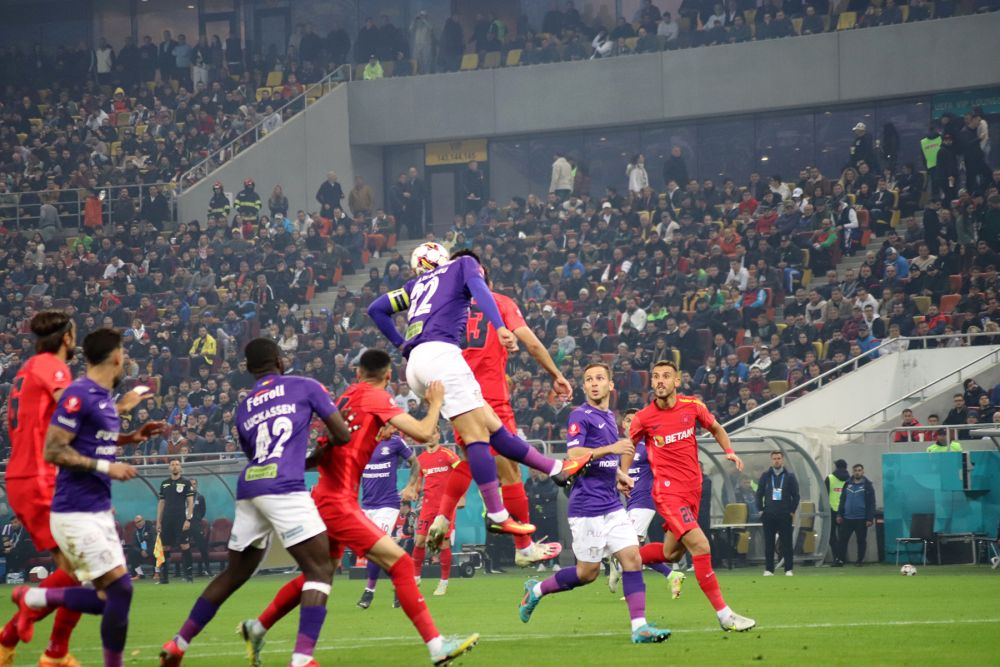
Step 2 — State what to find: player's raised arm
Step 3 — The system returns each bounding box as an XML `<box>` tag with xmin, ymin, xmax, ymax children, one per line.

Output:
<box><xmin>367</xmin><ymin>291</ymin><xmax>407</xmax><ymax>348</ymax></box>
<box><xmin>463</xmin><ymin>260</ymin><xmax>516</xmax><ymax>350</ymax></box>
<box><xmin>513</xmin><ymin>324</ymin><xmax>572</xmax><ymax>398</ymax></box>
<box><xmin>389</xmin><ymin>380</ymin><xmax>444</xmax><ymax>443</ymax></box>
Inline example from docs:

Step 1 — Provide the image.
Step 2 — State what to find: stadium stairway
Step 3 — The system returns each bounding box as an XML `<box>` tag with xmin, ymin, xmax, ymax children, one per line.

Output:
<box><xmin>309</xmin><ymin>238</ymin><xmax>425</xmax><ymax>312</ymax></box>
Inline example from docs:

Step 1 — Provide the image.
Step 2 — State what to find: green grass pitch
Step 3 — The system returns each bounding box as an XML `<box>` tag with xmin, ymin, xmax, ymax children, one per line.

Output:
<box><xmin>2</xmin><ymin>565</ymin><xmax>998</xmax><ymax>666</ymax></box>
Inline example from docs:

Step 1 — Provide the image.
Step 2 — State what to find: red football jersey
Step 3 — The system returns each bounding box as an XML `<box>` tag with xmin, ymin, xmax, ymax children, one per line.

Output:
<box><xmin>629</xmin><ymin>395</ymin><xmax>716</xmax><ymax>495</ymax></box>
<box><xmin>463</xmin><ymin>292</ymin><xmax>527</xmax><ymax>404</ymax></box>
<box><xmin>416</xmin><ymin>447</ymin><xmax>460</xmax><ymax>511</ymax></box>
<box><xmin>314</xmin><ymin>382</ymin><xmax>403</xmax><ymax>499</ymax></box>
<box><xmin>5</xmin><ymin>353</ymin><xmax>72</xmax><ymax>482</ymax></box>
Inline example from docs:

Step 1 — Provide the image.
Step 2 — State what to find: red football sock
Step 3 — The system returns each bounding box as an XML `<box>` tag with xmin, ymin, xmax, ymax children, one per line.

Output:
<box><xmin>43</xmin><ymin>608</ymin><xmax>82</xmax><ymax>659</ymax></box>
<box><xmin>693</xmin><ymin>553</ymin><xmax>727</xmax><ymax>612</ymax></box>
<box><xmin>1</xmin><ymin>567</ymin><xmax>78</xmax><ymax>649</ymax></box>
<box><xmin>502</xmin><ymin>483</ymin><xmax>533</xmax><ymax>550</ymax></box>
<box><xmin>435</xmin><ymin>461</ymin><xmax>472</xmax><ymax>520</ymax></box>
<box><xmin>258</xmin><ymin>574</ymin><xmax>305</xmax><ymax>630</ymax></box>
<box><xmin>0</xmin><ymin>618</ymin><xmax>18</xmax><ymax>649</ymax></box>
<box><xmin>439</xmin><ymin>548</ymin><xmax>452</xmax><ymax>581</ymax></box>
<box><xmin>639</xmin><ymin>542</ymin><xmax>668</xmax><ymax>565</ymax></box>
<box><xmin>388</xmin><ymin>556</ymin><xmax>439</xmax><ymax>642</ymax></box>
<box><xmin>411</xmin><ymin>546</ymin><xmax>426</xmax><ymax>574</ymax></box>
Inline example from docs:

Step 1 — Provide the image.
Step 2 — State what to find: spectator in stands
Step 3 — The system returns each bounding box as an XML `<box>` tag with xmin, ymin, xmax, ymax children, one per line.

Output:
<box><xmin>1</xmin><ymin>516</ymin><xmax>32</xmax><ymax>577</ymax></box>
<box><xmin>462</xmin><ymin>160</ymin><xmax>486</xmax><ymax>214</ymax></box>
<box><xmin>927</xmin><ymin>429</ymin><xmax>963</xmax><ymax>452</ymax></box>
<box><xmin>363</xmin><ymin>54</ymin><xmax>384</xmax><ymax>80</ymax></box>
<box><xmin>348</xmin><ymin>175</ymin><xmax>374</xmax><ymax>217</ymax></box>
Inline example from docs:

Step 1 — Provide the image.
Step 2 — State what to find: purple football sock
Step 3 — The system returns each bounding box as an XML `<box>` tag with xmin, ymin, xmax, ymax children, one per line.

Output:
<box><xmin>366</xmin><ymin>560</ymin><xmax>381</xmax><ymax>590</ymax></box>
<box><xmin>621</xmin><ymin>570</ymin><xmax>647</xmax><ymax>622</ymax></box>
<box><xmin>100</xmin><ymin>574</ymin><xmax>132</xmax><ymax>667</ymax></box>
<box><xmin>648</xmin><ymin>562</ymin><xmax>673</xmax><ymax>577</ymax></box>
<box><xmin>44</xmin><ymin>587</ymin><xmax>105</xmax><ymax>614</ymax></box>
<box><xmin>177</xmin><ymin>596</ymin><xmax>218</xmax><ymax>644</ymax></box>
<box><xmin>467</xmin><ymin>442</ymin><xmax>506</xmax><ymax>515</ymax></box>
<box><xmin>294</xmin><ymin>605</ymin><xmax>327</xmax><ymax>658</ymax></box>
<box><xmin>489</xmin><ymin>428</ymin><xmax>556</xmax><ymax>474</ymax></box>
<box><xmin>539</xmin><ymin>566</ymin><xmax>583</xmax><ymax>596</ymax></box>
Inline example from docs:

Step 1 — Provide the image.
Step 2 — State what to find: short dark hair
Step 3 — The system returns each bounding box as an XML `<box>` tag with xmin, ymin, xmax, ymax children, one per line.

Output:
<box><xmin>244</xmin><ymin>338</ymin><xmax>281</xmax><ymax>374</ymax></box>
<box><xmin>624</xmin><ymin>408</ymin><xmax>638</xmax><ymax>417</ymax></box>
<box><xmin>450</xmin><ymin>249</ymin><xmax>488</xmax><ymax>284</ymax></box>
<box><xmin>82</xmin><ymin>328</ymin><xmax>122</xmax><ymax>366</ymax></box>
<box><xmin>30</xmin><ymin>311</ymin><xmax>73</xmax><ymax>354</ymax></box>
<box><xmin>358</xmin><ymin>349</ymin><xmax>392</xmax><ymax>377</ymax></box>
<box><xmin>583</xmin><ymin>362</ymin><xmax>611</xmax><ymax>376</ymax></box>
<box><xmin>834</xmin><ymin>459</ymin><xmax>848</xmax><ymax>470</ymax></box>
<box><xmin>852</xmin><ymin>463</ymin><xmax>864</xmax><ymax>470</ymax></box>
<box><xmin>771</xmin><ymin>450</ymin><xmax>783</xmax><ymax>457</ymax></box>
<box><xmin>652</xmin><ymin>360</ymin><xmax>679</xmax><ymax>373</ymax></box>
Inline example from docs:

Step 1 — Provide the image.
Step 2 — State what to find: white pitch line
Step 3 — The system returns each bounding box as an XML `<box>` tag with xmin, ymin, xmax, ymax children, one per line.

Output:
<box><xmin>63</xmin><ymin>617</ymin><xmax>1000</xmax><ymax>657</ymax></box>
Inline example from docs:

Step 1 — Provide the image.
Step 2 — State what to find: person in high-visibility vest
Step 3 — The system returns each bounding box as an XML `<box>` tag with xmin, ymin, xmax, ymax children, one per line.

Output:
<box><xmin>926</xmin><ymin>429</ymin><xmax>963</xmax><ymax>453</ymax></box>
<box><xmin>825</xmin><ymin>459</ymin><xmax>849</xmax><ymax>566</ymax></box>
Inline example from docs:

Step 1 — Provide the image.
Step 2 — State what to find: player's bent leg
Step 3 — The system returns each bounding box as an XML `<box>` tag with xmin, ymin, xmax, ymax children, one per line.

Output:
<box><xmin>285</xmin><ymin>534</ymin><xmax>333</xmax><ymax>667</ymax></box>
<box><xmin>429</xmin><ymin>460</ymin><xmax>472</xmax><ymax>550</ymax></box>
<box><xmin>519</xmin><ymin>561</ymin><xmax>596</xmax><ymax>624</ymax></box>
<box><xmin>614</xmin><ymin>546</ymin><xmax>671</xmax><ymax>644</ymax></box>
<box><xmin>680</xmin><ymin>529</ymin><xmax>755</xmax><ymax>632</ymax></box>
<box><xmin>434</xmin><ymin>539</ymin><xmax>451</xmax><ymax>596</ymax></box>
<box><xmin>483</xmin><ymin>414</ymin><xmax>590</xmax><ymax>487</ymax></box>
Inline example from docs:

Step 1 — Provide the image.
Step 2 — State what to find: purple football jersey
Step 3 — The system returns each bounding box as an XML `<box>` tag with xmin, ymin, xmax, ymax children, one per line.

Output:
<box><xmin>566</xmin><ymin>404</ymin><xmax>623</xmax><ymax>518</ymax></box>
<box><xmin>626</xmin><ymin>441</ymin><xmax>655</xmax><ymax>511</ymax></box>
<box><xmin>235</xmin><ymin>374</ymin><xmax>337</xmax><ymax>500</ymax></box>
<box><xmin>50</xmin><ymin>378</ymin><xmax>121</xmax><ymax>513</ymax></box>
<box><xmin>400</xmin><ymin>255</ymin><xmax>480</xmax><ymax>356</ymax></box>
<box><xmin>361</xmin><ymin>435</ymin><xmax>414</xmax><ymax>510</ymax></box>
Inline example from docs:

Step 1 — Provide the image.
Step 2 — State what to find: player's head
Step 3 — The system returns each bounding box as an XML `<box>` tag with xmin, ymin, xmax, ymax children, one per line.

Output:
<box><xmin>622</xmin><ymin>408</ymin><xmax>638</xmax><ymax>436</ymax></box>
<box><xmin>82</xmin><ymin>328</ymin><xmax>125</xmax><ymax>388</ymax></box>
<box><xmin>424</xmin><ymin>428</ymin><xmax>441</xmax><ymax>449</ymax></box>
<box><xmin>450</xmin><ymin>249</ymin><xmax>489</xmax><ymax>285</ymax></box>
<box><xmin>651</xmin><ymin>360</ymin><xmax>681</xmax><ymax>400</ymax></box>
<box><xmin>583</xmin><ymin>363</ymin><xmax>613</xmax><ymax>405</ymax></box>
<box><xmin>244</xmin><ymin>338</ymin><xmax>284</xmax><ymax>376</ymax></box>
<box><xmin>357</xmin><ymin>349</ymin><xmax>392</xmax><ymax>386</ymax></box>
<box><xmin>31</xmin><ymin>310</ymin><xmax>76</xmax><ymax>359</ymax></box>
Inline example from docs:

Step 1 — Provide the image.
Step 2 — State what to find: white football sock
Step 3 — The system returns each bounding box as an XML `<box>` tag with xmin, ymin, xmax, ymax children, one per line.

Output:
<box><xmin>631</xmin><ymin>617</ymin><xmax>648</xmax><ymax>631</ymax></box>
<box><xmin>426</xmin><ymin>636</ymin><xmax>445</xmax><ymax>655</ymax></box>
<box><xmin>716</xmin><ymin>605</ymin><xmax>733</xmax><ymax>621</ymax></box>
<box><xmin>486</xmin><ymin>509</ymin><xmax>510</xmax><ymax>523</ymax></box>
<box><xmin>24</xmin><ymin>589</ymin><xmax>47</xmax><ymax>609</ymax></box>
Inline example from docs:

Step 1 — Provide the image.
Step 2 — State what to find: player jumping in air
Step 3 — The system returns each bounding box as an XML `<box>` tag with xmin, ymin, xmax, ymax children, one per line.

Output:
<box><xmin>3</xmin><ymin>314</ymin><xmax>155</xmax><ymax>667</ymax></box>
<box><xmin>412</xmin><ymin>432</ymin><xmax>460</xmax><ymax>597</ymax></box>
<box><xmin>367</xmin><ymin>247</ymin><xmax>591</xmax><ymax>538</ymax></box>
<box><xmin>426</xmin><ymin>250</ymin><xmax>568</xmax><ymax>566</ymax></box>
<box><xmin>356</xmin><ymin>425</ymin><xmax>421</xmax><ymax>610</ymax></box>
<box><xmin>13</xmin><ymin>328</ymin><xmax>164</xmax><ymax>667</ymax></box>
<box><xmin>238</xmin><ymin>350</ymin><xmax>479</xmax><ymax>666</ymax></box>
<box><xmin>160</xmin><ymin>338</ymin><xmax>353</xmax><ymax>667</ymax></box>
<box><xmin>608</xmin><ymin>409</ymin><xmax>686</xmax><ymax>599</ymax></box>
<box><xmin>518</xmin><ymin>363</ymin><xmax>671</xmax><ymax>644</ymax></box>
<box><xmin>626</xmin><ymin>360</ymin><xmax>756</xmax><ymax>632</ymax></box>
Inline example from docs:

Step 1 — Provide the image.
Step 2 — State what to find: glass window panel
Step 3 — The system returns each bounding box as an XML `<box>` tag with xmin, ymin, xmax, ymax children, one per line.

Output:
<box><xmin>814</xmin><ymin>105</ymin><xmax>876</xmax><ymax>179</ymax></box>
<box><xmin>755</xmin><ymin>113</ymin><xmax>815</xmax><ymax>184</ymax></box>
<box><xmin>875</xmin><ymin>98</ymin><xmax>931</xmax><ymax>174</ymax></box>
<box><xmin>525</xmin><ymin>135</ymin><xmax>584</xmax><ymax>197</ymax></box>
<box><xmin>583</xmin><ymin>130</ymin><xmax>640</xmax><ymax>199</ymax></box>
<box><xmin>642</xmin><ymin>126</ymin><xmax>698</xmax><ymax>186</ymax></box>
<box><xmin>697</xmin><ymin>118</ymin><xmax>754</xmax><ymax>183</ymax></box>
<box><xmin>490</xmin><ymin>139</ymin><xmax>533</xmax><ymax>206</ymax></box>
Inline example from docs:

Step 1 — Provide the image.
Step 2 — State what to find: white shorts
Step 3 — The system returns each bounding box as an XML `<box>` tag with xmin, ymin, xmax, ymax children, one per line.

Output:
<box><xmin>405</xmin><ymin>341</ymin><xmax>484</xmax><ymax>419</ymax></box>
<box><xmin>229</xmin><ymin>492</ymin><xmax>326</xmax><ymax>552</ymax></box>
<box><xmin>568</xmin><ymin>508</ymin><xmax>639</xmax><ymax>563</ymax></box>
<box><xmin>363</xmin><ymin>507</ymin><xmax>400</xmax><ymax>535</ymax></box>
<box><xmin>50</xmin><ymin>510</ymin><xmax>126</xmax><ymax>583</ymax></box>
<box><xmin>628</xmin><ymin>508</ymin><xmax>657</xmax><ymax>540</ymax></box>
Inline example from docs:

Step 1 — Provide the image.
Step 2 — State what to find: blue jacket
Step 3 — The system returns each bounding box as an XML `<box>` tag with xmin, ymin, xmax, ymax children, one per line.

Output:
<box><xmin>837</xmin><ymin>476</ymin><xmax>876</xmax><ymax>521</ymax></box>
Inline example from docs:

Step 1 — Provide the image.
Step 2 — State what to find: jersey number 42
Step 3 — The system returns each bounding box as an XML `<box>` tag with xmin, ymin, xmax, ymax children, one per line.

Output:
<box><xmin>254</xmin><ymin>417</ymin><xmax>293</xmax><ymax>463</ymax></box>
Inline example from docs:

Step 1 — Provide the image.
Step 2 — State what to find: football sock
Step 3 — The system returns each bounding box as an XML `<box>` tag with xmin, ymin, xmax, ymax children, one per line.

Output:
<box><xmin>440</xmin><ymin>547</ymin><xmax>452</xmax><ymax>582</ymax></box>
<box><xmin>0</xmin><ymin>618</ymin><xmax>18</xmax><ymax>648</ymax></box>
<box><xmin>536</xmin><ymin>566</ymin><xmax>582</xmax><ymax>597</ymax></box>
<box><xmin>366</xmin><ymin>560</ymin><xmax>381</xmax><ymax>590</ymax></box>
<box><xmin>5</xmin><ymin>567</ymin><xmax>81</xmax><ymax>650</ymax></box>
<box><xmin>621</xmin><ymin>570</ymin><xmax>648</xmax><ymax>630</ymax></box>
<box><xmin>693</xmin><ymin>554</ymin><xmax>727</xmax><ymax>612</ymax></box>
<box><xmin>411</xmin><ymin>545</ymin><xmax>426</xmax><ymax>577</ymax></box>
<box><xmin>388</xmin><ymin>556</ymin><xmax>439</xmax><ymax>643</ymax></box>
<box><xmin>648</xmin><ymin>562</ymin><xmax>673</xmax><ymax>577</ymax></box>
<box><xmin>100</xmin><ymin>574</ymin><xmax>132</xmax><ymax>667</ymax></box>
<box><xmin>436</xmin><ymin>460</ymin><xmax>472</xmax><ymax>520</ymax></box>
<box><xmin>259</xmin><ymin>575</ymin><xmax>305</xmax><ymax>631</ymax></box>
<box><xmin>161</xmin><ymin>551</ymin><xmax>170</xmax><ymax>581</ymax></box>
<box><xmin>32</xmin><ymin>587</ymin><xmax>104</xmax><ymax>614</ymax></box>
<box><xmin>174</xmin><ymin>596</ymin><xmax>219</xmax><ymax>650</ymax></box>
<box><xmin>467</xmin><ymin>442</ymin><xmax>509</xmax><ymax>520</ymax></box>
<box><xmin>502</xmin><ymin>483</ymin><xmax>534</xmax><ymax>551</ymax></box>
<box><xmin>489</xmin><ymin>428</ymin><xmax>557</xmax><ymax>475</ymax></box>
<box><xmin>639</xmin><ymin>542</ymin><xmax>668</xmax><ymax>565</ymax></box>
<box><xmin>182</xmin><ymin>550</ymin><xmax>193</xmax><ymax>577</ymax></box>
<box><xmin>290</xmin><ymin>605</ymin><xmax>326</xmax><ymax>666</ymax></box>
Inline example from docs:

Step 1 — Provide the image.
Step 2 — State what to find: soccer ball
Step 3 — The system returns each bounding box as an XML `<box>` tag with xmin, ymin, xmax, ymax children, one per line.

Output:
<box><xmin>900</xmin><ymin>564</ymin><xmax>917</xmax><ymax>576</ymax></box>
<box><xmin>410</xmin><ymin>242</ymin><xmax>449</xmax><ymax>274</ymax></box>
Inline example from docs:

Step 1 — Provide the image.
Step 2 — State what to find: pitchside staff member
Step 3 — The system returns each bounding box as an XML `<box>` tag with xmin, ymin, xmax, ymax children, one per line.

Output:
<box><xmin>191</xmin><ymin>478</ymin><xmax>211</xmax><ymax>576</ymax></box>
<box><xmin>157</xmin><ymin>458</ymin><xmax>195</xmax><ymax>583</ymax></box>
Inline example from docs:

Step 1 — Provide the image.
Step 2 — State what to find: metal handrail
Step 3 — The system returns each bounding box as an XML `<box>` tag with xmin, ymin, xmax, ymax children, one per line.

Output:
<box><xmin>178</xmin><ymin>64</ymin><xmax>351</xmax><ymax>192</ymax></box>
<box><xmin>838</xmin><ymin>343</ymin><xmax>1000</xmax><ymax>434</ymax></box>
<box><xmin>0</xmin><ymin>182</ymin><xmax>178</xmax><ymax>232</ymax></box>
<box><xmin>723</xmin><ymin>331</ymin><xmax>1000</xmax><ymax>433</ymax></box>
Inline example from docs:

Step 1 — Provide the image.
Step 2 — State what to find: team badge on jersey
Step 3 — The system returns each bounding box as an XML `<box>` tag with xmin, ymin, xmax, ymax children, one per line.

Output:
<box><xmin>64</xmin><ymin>396</ymin><xmax>81</xmax><ymax>413</ymax></box>
<box><xmin>54</xmin><ymin>370</ymin><xmax>66</xmax><ymax>382</ymax></box>
<box><xmin>381</xmin><ymin>447</ymin><xmax>390</xmax><ymax>455</ymax></box>
<box><xmin>568</xmin><ymin>422</ymin><xmax>580</xmax><ymax>436</ymax></box>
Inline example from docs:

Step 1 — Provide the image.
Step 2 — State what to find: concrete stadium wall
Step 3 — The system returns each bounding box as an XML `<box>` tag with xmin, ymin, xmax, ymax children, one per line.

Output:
<box><xmin>347</xmin><ymin>13</ymin><xmax>1000</xmax><ymax>146</ymax></box>
<box><xmin>177</xmin><ymin>84</ymin><xmax>384</xmax><ymax>226</ymax></box>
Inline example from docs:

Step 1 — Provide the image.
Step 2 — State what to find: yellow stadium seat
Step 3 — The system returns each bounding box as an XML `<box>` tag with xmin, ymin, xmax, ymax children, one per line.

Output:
<box><xmin>505</xmin><ymin>49</ymin><xmax>522</xmax><ymax>66</ymax></box>
<box><xmin>769</xmin><ymin>380</ymin><xmax>789</xmax><ymax>395</ymax></box>
<box><xmin>625</xmin><ymin>37</ymin><xmax>639</xmax><ymax>51</ymax></box>
<box><xmin>792</xmin><ymin>17</ymin><xmax>802</xmax><ymax>33</ymax></box>
<box><xmin>837</xmin><ymin>12</ymin><xmax>857</xmax><ymax>29</ymax></box>
<box><xmin>482</xmin><ymin>51</ymin><xmax>501</xmax><ymax>69</ymax></box>
<box><xmin>265</xmin><ymin>71</ymin><xmax>283</xmax><ymax>87</ymax></box>
<box><xmin>812</xmin><ymin>341</ymin><xmax>825</xmax><ymax>360</ymax></box>
<box><xmin>256</xmin><ymin>87</ymin><xmax>270</xmax><ymax>101</ymax></box>
<box><xmin>460</xmin><ymin>53</ymin><xmax>479</xmax><ymax>70</ymax></box>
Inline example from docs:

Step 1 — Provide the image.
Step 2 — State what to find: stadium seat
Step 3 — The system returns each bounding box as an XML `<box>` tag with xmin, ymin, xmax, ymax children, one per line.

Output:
<box><xmin>812</xmin><ymin>341</ymin><xmax>825</xmax><ymax>359</ymax></box>
<box><xmin>948</xmin><ymin>275</ymin><xmax>963</xmax><ymax>293</ymax></box>
<box><xmin>482</xmin><ymin>51</ymin><xmax>502</xmax><ymax>69</ymax></box>
<box><xmin>939</xmin><ymin>294</ymin><xmax>961</xmax><ymax>314</ymax></box>
<box><xmin>266</xmin><ymin>71</ymin><xmax>283</xmax><ymax>87</ymax></box>
<box><xmin>506</xmin><ymin>49</ymin><xmax>522</xmax><ymax>66</ymax></box>
<box><xmin>837</xmin><ymin>11</ymin><xmax>858</xmax><ymax>29</ymax></box>
<box><xmin>460</xmin><ymin>53</ymin><xmax>479</xmax><ymax>70</ymax></box>
<box><xmin>912</xmin><ymin>295</ymin><xmax>931</xmax><ymax>314</ymax></box>
<box><xmin>625</xmin><ymin>37</ymin><xmax>639</xmax><ymax>51</ymax></box>
<box><xmin>736</xmin><ymin>345</ymin><xmax>753</xmax><ymax>363</ymax></box>
<box><xmin>769</xmin><ymin>380</ymin><xmax>789</xmax><ymax>395</ymax></box>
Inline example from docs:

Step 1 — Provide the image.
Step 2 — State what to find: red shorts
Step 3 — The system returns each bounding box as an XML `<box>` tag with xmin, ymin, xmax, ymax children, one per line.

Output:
<box><xmin>453</xmin><ymin>399</ymin><xmax>517</xmax><ymax>451</ymax></box>
<box><xmin>654</xmin><ymin>490</ymin><xmax>701</xmax><ymax>540</ymax></box>
<box><xmin>416</xmin><ymin>505</ymin><xmax>455</xmax><ymax>537</ymax></box>
<box><xmin>312</xmin><ymin>492</ymin><xmax>385</xmax><ymax>561</ymax></box>
<box><xmin>7</xmin><ymin>476</ymin><xmax>57</xmax><ymax>552</ymax></box>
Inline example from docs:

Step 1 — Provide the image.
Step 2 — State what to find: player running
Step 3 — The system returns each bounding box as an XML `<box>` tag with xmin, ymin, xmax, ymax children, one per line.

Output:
<box><xmin>412</xmin><ymin>432</ymin><xmax>460</xmax><ymax>597</ymax></box>
<box><xmin>237</xmin><ymin>349</ymin><xmax>478</xmax><ymax>667</ymax></box>
<box><xmin>12</xmin><ymin>328</ymin><xmax>164</xmax><ymax>667</ymax></box>
<box><xmin>426</xmin><ymin>250</ymin><xmax>568</xmax><ymax>566</ymax></box>
<box><xmin>609</xmin><ymin>409</ymin><xmax>685</xmax><ymax>599</ymax></box>
<box><xmin>626</xmin><ymin>360</ymin><xmax>756</xmax><ymax>633</ymax></box>
<box><xmin>2</xmin><ymin>312</ymin><xmax>154</xmax><ymax>667</ymax></box>
<box><xmin>367</xmin><ymin>245</ymin><xmax>591</xmax><ymax>538</ymax></box>
<box><xmin>518</xmin><ymin>363</ymin><xmax>671</xmax><ymax>644</ymax></box>
<box><xmin>160</xmin><ymin>338</ymin><xmax>353</xmax><ymax>667</ymax></box>
<box><xmin>356</xmin><ymin>425</ymin><xmax>420</xmax><ymax>610</ymax></box>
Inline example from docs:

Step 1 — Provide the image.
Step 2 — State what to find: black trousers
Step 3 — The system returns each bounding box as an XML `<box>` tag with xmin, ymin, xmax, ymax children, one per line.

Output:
<box><xmin>829</xmin><ymin>510</ymin><xmax>841</xmax><ymax>560</ymax></box>
<box><xmin>762</xmin><ymin>513</ymin><xmax>794</xmax><ymax>572</ymax></box>
<box><xmin>839</xmin><ymin>518</ymin><xmax>869</xmax><ymax>563</ymax></box>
